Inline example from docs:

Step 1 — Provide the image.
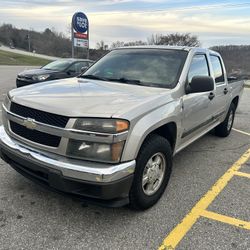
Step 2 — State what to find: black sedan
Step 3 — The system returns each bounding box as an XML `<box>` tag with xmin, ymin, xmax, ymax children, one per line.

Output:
<box><xmin>16</xmin><ymin>58</ymin><xmax>94</xmax><ymax>88</ymax></box>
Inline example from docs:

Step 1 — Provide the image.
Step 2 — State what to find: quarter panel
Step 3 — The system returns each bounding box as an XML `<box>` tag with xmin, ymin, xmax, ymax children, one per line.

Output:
<box><xmin>121</xmin><ymin>99</ymin><xmax>182</xmax><ymax>162</ymax></box>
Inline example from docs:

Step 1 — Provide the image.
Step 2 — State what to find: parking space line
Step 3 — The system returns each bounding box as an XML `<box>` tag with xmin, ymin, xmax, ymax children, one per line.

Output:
<box><xmin>232</xmin><ymin>128</ymin><xmax>250</xmax><ymax>136</ymax></box>
<box><xmin>234</xmin><ymin>171</ymin><xmax>250</xmax><ymax>179</ymax></box>
<box><xmin>200</xmin><ymin>210</ymin><xmax>250</xmax><ymax>230</ymax></box>
<box><xmin>158</xmin><ymin>148</ymin><xmax>250</xmax><ymax>250</ymax></box>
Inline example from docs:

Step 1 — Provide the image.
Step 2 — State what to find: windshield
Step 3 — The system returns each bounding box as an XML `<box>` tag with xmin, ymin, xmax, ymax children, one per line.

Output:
<box><xmin>43</xmin><ymin>60</ymin><xmax>72</xmax><ymax>71</ymax></box>
<box><xmin>81</xmin><ymin>49</ymin><xmax>188</xmax><ymax>88</ymax></box>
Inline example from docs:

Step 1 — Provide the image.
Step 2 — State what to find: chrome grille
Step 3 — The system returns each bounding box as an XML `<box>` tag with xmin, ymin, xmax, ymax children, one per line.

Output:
<box><xmin>10</xmin><ymin>102</ymin><xmax>69</xmax><ymax>128</ymax></box>
<box><xmin>10</xmin><ymin>121</ymin><xmax>60</xmax><ymax>147</ymax></box>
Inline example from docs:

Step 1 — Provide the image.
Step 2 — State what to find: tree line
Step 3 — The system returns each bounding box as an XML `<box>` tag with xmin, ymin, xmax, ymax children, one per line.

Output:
<box><xmin>0</xmin><ymin>24</ymin><xmax>249</xmax><ymax>78</ymax></box>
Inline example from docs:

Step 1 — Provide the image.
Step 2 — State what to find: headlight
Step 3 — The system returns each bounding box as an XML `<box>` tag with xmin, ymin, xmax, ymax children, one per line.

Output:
<box><xmin>67</xmin><ymin>118</ymin><xmax>129</xmax><ymax>162</ymax></box>
<box><xmin>32</xmin><ymin>74</ymin><xmax>50</xmax><ymax>81</ymax></box>
<box><xmin>74</xmin><ymin>118</ymin><xmax>129</xmax><ymax>133</ymax></box>
<box><xmin>67</xmin><ymin>140</ymin><xmax>124</xmax><ymax>163</ymax></box>
<box><xmin>3</xmin><ymin>93</ymin><xmax>11</xmax><ymax>109</ymax></box>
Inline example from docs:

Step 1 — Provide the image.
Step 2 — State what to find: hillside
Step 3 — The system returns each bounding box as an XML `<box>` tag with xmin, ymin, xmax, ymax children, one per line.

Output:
<box><xmin>0</xmin><ymin>49</ymin><xmax>51</xmax><ymax>66</ymax></box>
<box><xmin>210</xmin><ymin>45</ymin><xmax>250</xmax><ymax>79</ymax></box>
<box><xmin>0</xmin><ymin>24</ymin><xmax>106</xmax><ymax>61</ymax></box>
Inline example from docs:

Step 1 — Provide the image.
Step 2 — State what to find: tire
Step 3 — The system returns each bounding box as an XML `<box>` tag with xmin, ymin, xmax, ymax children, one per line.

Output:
<box><xmin>129</xmin><ymin>134</ymin><xmax>172</xmax><ymax>210</ymax></box>
<box><xmin>214</xmin><ymin>103</ymin><xmax>236</xmax><ymax>137</ymax></box>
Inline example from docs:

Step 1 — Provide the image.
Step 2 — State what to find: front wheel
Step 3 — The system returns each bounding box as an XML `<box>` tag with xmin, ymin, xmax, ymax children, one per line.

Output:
<box><xmin>129</xmin><ymin>134</ymin><xmax>172</xmax><ymax>210</ymax></box>
<box><xmin>214</xmin><ymin>103</ymin><xmax>236</xmax><ymax>137</ymax></box>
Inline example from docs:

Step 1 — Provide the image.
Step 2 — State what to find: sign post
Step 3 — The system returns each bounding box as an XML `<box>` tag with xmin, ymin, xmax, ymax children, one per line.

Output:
<box><xmin>71</xmin><ymin>12</ymin><xmax>89</xmax><ymax>59</ymax></box>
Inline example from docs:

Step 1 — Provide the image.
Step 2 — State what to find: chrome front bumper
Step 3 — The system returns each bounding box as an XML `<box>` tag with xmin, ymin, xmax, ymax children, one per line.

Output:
<box><xmin>0</xmin><ymin>126</ymin><xmax>135</xmax><ymax>183</ymax></box>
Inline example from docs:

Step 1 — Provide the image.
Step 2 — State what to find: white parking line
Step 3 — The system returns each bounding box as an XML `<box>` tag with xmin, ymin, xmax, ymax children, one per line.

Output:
<box><xmin>232</xmin><ymin>128</ymin><xmax>250</xmax><ymax>137</ymax></box>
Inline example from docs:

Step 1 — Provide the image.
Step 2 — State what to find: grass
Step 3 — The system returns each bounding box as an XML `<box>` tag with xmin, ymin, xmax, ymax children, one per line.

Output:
<box><xmin>0</xmin><ymin>49</ymin><xmax>51</xmax><ymax>66</ymax></box>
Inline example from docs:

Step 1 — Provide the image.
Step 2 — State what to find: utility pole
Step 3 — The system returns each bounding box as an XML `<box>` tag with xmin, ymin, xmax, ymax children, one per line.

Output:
<box><xmin>71</xmin><ymin>24</ymin><xmax>74</xmax><ymax>58</ymax></box>
<box><xmin>27</xmin><ymin>32</ymin><xmax>31</xmax><ymax>52</ymax></box>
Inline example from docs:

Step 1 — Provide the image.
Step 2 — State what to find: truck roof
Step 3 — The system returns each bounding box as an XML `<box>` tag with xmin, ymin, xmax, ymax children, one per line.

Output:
<box><xmin>114</xmin><ymin>45</ymin><xmax>219</xmax><ymax>55</ymax></box>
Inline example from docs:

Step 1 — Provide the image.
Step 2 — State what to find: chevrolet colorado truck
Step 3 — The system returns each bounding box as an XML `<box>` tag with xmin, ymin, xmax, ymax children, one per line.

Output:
<box><xmin>0</xmin><ymin>46</ymin><xmax>244</xmax><ymax>210</ymax></box>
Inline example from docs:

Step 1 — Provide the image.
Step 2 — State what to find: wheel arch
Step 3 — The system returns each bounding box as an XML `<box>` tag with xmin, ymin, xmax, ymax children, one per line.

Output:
<box><xmin>135</xmin><ymin>122</ymin><xmax>177</xmax><ymax>158</ymax></box>
<box><xmin>148</xmin><ymin>122</ymin><xmax>177</xmax><ymax>152</ymax></box>
<box><xmin>232</xmin><ymin>96</ymin><xmax>239</xmax><ymax>109</ymax></box>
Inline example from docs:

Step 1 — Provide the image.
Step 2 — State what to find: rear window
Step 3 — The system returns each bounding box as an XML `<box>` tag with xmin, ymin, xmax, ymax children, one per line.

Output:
<box><xmin>210</xmin><ymin>55</ymin><xmax>225</xmax><ymax>84</ymax></box>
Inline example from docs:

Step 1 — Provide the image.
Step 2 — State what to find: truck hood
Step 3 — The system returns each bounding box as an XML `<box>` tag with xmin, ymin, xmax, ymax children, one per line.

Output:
<box><xmin>9</xmin><ymin>78</ymin><xmax>172</xmax><ymax>118</ymax></box>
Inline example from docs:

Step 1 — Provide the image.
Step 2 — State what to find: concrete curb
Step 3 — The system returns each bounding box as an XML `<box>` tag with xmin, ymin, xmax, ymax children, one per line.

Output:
<box><xmin>244</xmin><ymin>80</ymin><xmax>250</xmax><ymax>88</ymax></box>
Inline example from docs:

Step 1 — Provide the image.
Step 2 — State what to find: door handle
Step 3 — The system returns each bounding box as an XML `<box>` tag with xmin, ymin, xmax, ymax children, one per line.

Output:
<box><xmin>208</xmin><ymin>92</ymin><xmax>215</xmax><ymax>100</ymax></box>
<box><xmin>224</xmin><ymin>88</ymin><xmax>228</xmax><ymax>94</ymax></box>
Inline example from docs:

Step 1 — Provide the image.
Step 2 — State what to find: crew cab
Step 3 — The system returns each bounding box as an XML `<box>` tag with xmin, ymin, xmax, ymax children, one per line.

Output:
<box><xmin>0</xmin><ymin>46</ymin><xmax>244</xmax><ymax>210</ymax></box>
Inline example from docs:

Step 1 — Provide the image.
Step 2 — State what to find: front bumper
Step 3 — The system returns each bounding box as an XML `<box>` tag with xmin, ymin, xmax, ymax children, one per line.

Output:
<box><xmin>0</xmin><ymin>126</ymin><xmax>135</xmax><ymax>206</ymax></box>
<box><xmin>16</xmin><ymin>78</ymin><xmax>35</xmax><ymax>88</ymax></box>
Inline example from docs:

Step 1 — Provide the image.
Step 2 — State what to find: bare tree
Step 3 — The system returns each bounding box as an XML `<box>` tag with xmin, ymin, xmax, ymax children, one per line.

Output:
<box><xmin>147</xmin><ymin>34</ymin><xmax>162</xmax><ymax>45</ymax></box>
<box><xmin>96</xmin><ymin>40</ymin><xmax>108</xmax><ymax>50</ymax></box>
<box><xmin>124</xmin><ymin>40</ymin><xmax>147</xmax><ymax>46</ymax></box>
<box><xmin>111</xmin><ymin>41</ymin><xmax>125</xmax><ymax>49</ymax></box>
<box><xmin>111</xmin><ymin>40</ymin><xmax>147</xmax><ymax>49</ymax></box>
<box><xmin>148</xmin><ymin>33</ymin><xmax>201</xmax><ymax>47</ymax></box>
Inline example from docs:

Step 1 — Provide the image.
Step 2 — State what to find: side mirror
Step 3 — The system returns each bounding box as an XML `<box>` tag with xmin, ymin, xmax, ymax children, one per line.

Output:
<box><xmin>80</xmin><ymin>66</ymin><xmax>88</xmax><ymax>73</ymax></box>
<box><xmin>67</xmin><ymin>69</ymin><xmax>76</xmax><ymax>75</ymax></box>
<box><xmin>186</xmin><ymin>76</ymin><xmax>214</xmax><ymax>94</ymax></box>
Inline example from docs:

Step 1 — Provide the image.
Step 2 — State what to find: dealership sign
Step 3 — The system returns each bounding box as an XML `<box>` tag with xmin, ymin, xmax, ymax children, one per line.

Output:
<box><xmin>72</xmin><ymin>12</ymin><xmax>88</xmax><ymax>34</ymax></box>
<box><xmin>71</xmin><ymin>12</ymin><xmax>89</xmax><ymax>52</ymax></box>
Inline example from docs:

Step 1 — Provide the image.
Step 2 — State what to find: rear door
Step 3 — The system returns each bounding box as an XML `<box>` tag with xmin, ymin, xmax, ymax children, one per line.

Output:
<box><xmin>209</xmin><ymin>54</ymin><xmax>229</xmax><ymax>121</ymax></box>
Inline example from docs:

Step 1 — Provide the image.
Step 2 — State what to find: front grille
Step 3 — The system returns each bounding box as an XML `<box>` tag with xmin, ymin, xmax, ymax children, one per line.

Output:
<box><xmin>10</xmin><ymin>102</ymin><xmax>69</xmax><ymax>128</ymax></box>
<box><xmin>10</xmin><ymin>121</ymin><xmax>61</xmax><ymax>147</ymax></box>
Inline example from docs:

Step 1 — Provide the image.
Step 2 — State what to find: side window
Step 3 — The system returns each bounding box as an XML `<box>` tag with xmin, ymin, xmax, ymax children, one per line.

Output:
<box><xmin>210</xmin><ymin>55</ymin><xmax>225</xmax><ymax>84</ymax></box>
<box><xmin>188</xmin><ymin>54</ymin><xmax>209</xmax><ymax>83</ymax></box>
<box><xmin>67</xmin><ymin>63</ymin><xmax>77</xmax><ymax>73</ymax></box>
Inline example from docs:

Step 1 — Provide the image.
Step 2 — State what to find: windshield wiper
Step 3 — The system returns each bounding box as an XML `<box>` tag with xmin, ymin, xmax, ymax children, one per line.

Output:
<box><xmin>107</xmin><ymin>77</ymin><xmax>144</xmax><ymax>85</ymax></box>
<box><xmin>79</xmin><ymin>74</ymin><xmax>108</xmax><ymax>81</ymax></box>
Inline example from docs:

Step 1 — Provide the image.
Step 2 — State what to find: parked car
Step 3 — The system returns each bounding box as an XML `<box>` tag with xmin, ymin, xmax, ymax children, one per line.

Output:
<box><xmin>16</xmin><ymin>58</ymin><xmax>94</xmax><ymax>88</ymax></box>
<box><xmin>0</xmin><ymin>46</ymin><xmax>244</xmax><ymax>210</ymax></box>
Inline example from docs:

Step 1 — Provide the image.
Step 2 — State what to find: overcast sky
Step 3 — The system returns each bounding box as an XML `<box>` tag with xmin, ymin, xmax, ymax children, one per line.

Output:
<box><xmin>0</xmin><ymin>0</ymin><xmax>250</xmax><ymax>48</ymax></box>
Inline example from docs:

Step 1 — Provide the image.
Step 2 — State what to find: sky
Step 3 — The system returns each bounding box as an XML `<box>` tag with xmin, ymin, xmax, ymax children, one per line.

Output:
<box><xmin>0</xmin><ymin>0</ymin><xmax>250</xmax><ymax>48</ymax></box>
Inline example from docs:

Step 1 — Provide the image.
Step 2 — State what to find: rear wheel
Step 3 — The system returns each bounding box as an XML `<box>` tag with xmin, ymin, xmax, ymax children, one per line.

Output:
<box><xmin>214</xmin><ymin>103</ymin><xmax>236</xmax><ymax>137</ymax></box>
<box><xmin>129</xmin><ymin>134</ymin><xmax>172</xmax><ymax>210</ymax></box>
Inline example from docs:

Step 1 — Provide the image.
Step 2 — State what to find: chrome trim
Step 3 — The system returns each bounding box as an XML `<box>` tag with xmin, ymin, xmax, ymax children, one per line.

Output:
<box><xmin>0</xmin><ymin>126</ymin><xmax>135</xmax><ymax>183</ymax></box>
<box><xmin>2</xmin><ymin>104</ymin><xmax>128</xmax><ymax>143</ymax></box>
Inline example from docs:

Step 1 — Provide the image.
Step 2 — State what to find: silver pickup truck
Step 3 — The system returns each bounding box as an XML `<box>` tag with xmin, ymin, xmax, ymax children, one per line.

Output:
<box><xmin>0</xmin><ymin>46</ymin><xmax>244</xmax><ymax>210</ymax></box>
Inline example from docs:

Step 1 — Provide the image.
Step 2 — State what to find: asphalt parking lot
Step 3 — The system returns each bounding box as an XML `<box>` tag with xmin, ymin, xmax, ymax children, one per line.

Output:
<box><xmin>0</xmin><ymin>66</ymin><xmax>249</xmax><ymax>250</ymax></box>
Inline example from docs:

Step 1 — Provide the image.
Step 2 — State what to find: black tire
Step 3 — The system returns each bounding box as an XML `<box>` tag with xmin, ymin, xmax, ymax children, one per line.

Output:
<box><xmin>214</xmin><ymin>103</ymin><xmax>236</xmax><ymax>137</ymax></box>
<box><xmin>129</xmin><ymin>134</ymin><xmax>172</xmax><ymax>210</ymax></box>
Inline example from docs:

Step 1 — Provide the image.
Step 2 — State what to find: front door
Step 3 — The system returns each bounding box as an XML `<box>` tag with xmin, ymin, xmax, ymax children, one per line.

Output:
<box><xmin>181</xmin><ymin>54</ymin><xmax>215</xmax><ymax>143</ymax></box>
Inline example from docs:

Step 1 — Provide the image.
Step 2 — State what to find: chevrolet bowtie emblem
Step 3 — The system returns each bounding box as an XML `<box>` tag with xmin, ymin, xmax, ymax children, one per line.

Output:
<box><xmin>23</xmin><ymin>118</ymin><xmax>37</xmax><ymax>130</ymax></box>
